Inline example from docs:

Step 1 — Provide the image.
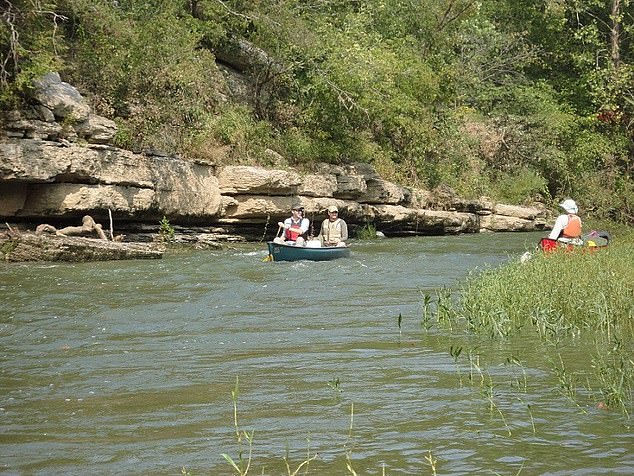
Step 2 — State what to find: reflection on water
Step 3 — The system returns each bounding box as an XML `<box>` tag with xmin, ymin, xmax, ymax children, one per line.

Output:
<box><xmin>1</xmin><ymin>233</ymin><xmax>632</xmax><ymax>475</ymax></box>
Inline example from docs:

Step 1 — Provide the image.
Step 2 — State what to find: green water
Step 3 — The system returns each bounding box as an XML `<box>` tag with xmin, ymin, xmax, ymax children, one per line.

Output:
<box><xmin>1</xmin><ymin>233</ymin><xmax>631</xmax><ymax>475</ymax></box>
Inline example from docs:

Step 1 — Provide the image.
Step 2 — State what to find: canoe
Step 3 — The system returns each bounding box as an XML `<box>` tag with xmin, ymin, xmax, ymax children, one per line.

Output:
<box><xmin>266</xmin><ymin>241</ymin><xmax>351</xmax><ymax>262</ymax></box>
<box><xmin>539</xmin><ymin>231</ymin><xmax>610</xmax><ymax>253</ymax></box>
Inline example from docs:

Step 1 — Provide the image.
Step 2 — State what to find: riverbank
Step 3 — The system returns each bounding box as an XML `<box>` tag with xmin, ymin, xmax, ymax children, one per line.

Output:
<box><xmin>1</xmin><ymin>73</ymin><xmax>550</xmax><ymax>249</ymax></box>
<box><xmin>429</xmin><ymin>231</ymin><xmax>634</xmax><ymax>416</ymax></box>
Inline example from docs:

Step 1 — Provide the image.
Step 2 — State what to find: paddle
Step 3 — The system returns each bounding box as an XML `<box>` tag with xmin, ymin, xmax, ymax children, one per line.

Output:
<box><xmin>263</xmin><ymin>224</ymin><xmax>284</xmax><ymax>262</ymax></box>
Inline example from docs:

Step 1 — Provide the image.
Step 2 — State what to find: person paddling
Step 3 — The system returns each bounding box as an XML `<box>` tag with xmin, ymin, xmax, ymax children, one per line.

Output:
<box><xmin>274</xmin><ymin>204</ymin><xmax>310</xmax><ymax>246</ymax></box>
<box><xmin>548</xmin><ymin>199</ymin><xmax>582</xmax><ymax>245</ymax></box>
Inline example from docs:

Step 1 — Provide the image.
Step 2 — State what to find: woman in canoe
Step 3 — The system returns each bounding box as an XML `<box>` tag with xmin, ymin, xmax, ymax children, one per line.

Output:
<box><xmin>548</xmin><ymin>199</ymin><xmax>582</xmax><ymax>245</ymax></box>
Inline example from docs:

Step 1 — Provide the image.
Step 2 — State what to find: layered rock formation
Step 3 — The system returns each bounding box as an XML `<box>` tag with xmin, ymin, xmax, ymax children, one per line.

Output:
<box><xmin>1</xmin><ymin>73</ymin><xmax>550</xmax><ymax>243</ymax></box>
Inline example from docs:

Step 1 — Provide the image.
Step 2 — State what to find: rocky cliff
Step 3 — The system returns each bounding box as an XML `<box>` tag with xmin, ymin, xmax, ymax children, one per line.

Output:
<box><xmin>0</xmin><ymin>73</ymin><xmax>549</xmax><ymax>243</ymax></box>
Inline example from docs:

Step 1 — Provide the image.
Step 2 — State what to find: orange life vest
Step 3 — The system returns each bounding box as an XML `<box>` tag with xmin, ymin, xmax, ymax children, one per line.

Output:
<box><xmin>562</xmin><ymin>214</ymin><xmax>581</xmax><ymax>238</ymax></box>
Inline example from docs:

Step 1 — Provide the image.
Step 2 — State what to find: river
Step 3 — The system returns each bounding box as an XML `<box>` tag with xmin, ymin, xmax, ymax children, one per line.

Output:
<box><xmin>1</xmin><ymin>232</ymin><xmax>631</xmax><ymax>475</ymax></box>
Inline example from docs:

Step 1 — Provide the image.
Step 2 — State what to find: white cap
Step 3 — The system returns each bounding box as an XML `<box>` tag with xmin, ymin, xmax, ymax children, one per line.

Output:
<box><xmin>560</xmin><ymin>199</ymin><xmax>578</xmax><ymax>214</ymax></box>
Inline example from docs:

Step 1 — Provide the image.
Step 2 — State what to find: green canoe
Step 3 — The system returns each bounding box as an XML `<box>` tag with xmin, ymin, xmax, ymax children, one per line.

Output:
<box><xmin>266</xmin><ymin>241</ymin><xmax>351</xmax><ymax>262</ymax></box>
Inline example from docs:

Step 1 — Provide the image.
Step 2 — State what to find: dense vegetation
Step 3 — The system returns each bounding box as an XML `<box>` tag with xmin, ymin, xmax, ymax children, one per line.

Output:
<box><xmin>429</xmin><ymin>235</ymin><xmax>634</xmax><ymax>415</ymax></box>
<box><xmin>2</xmin><ymin>0</ymin><xmax>633</xmax><ymax>221</ymax></box>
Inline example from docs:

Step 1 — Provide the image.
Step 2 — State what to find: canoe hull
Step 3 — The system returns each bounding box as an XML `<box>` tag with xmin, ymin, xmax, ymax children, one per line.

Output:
<box><xmin>267</xmin><ymin>241</ymin><xmax>350</xmax><ymax>262</ymax></box>
<box><xmin>539</xmin><ymin>235</ymin><xmax>609</xmax><ymax>253</ymax></box>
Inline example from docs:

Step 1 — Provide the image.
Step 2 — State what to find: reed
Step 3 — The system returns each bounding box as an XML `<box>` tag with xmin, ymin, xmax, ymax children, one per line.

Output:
<box><xmin>429</xmin><ymin>233</ymin><xmax>634</xmax><ymax>414</ymax></box>
<box><xmin>460</xmin><ymin>241</ymin><xmax>633</xmax><ymax>340</ymax></box>
<box><xmin>355</xmin><ymin>223</ymin><xmax>378</xmax><ymax>240</ymax></box>
<box><xmin>221</xmin><ymin>377</ymin><xmax>254</xmax><ymax>476</ymax></box>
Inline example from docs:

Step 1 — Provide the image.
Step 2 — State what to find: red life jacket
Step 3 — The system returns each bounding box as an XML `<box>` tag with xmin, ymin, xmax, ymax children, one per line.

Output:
<box><xmin>284</xmin><ymin>218</ymin><xmax>305</xmax><ymax>241</ymax></box>
<box><xmin>562</xmin><ymin>214</ymin><xmax>581</xmax><ymax>238</ymax></box>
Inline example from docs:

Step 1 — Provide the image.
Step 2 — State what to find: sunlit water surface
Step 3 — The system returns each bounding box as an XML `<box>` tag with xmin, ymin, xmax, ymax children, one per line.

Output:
<box><xmin>1</xmin><ymin>233</ymin><xmax>632</xmax><ymax>475</ymax></box>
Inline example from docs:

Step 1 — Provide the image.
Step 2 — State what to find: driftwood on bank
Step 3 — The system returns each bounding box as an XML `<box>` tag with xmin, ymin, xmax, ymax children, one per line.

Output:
<box><xmin>2</xmin><ymin>216</ymin><xmax>162</xmax><ymax>262</ymax></box>
<box><xmin>36</xmin><ymin>215</ymin><xmax>109</xmax><ymax>240</ymax></box>
<box><xmin>0</xmin><ymin>231</ymin><xmax>163</xmax><ymax>262</ymax></box>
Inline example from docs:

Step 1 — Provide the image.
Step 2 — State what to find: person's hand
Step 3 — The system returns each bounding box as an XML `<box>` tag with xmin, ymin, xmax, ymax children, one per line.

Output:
<box><xmin>277</xmin><ymin>222</ymin><xmax>284</xmax><ymax>228</ymax></box>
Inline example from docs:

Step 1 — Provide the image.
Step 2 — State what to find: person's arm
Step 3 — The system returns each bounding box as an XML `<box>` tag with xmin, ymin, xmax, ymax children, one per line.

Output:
<box><xmin>299</xmin><ymin>218</ymin><xmax>310</xmax><ymax>234</ymax></box>
<box><xmin>317</xmin><ymin>220</ymin><xmax>326</xmax><ymax>244</ymax></box>
<box><xmin>548</xmin><ymin>215</ymin><xmax>567</xmax><ymax>240</ymax></box>
<box><xmin>282</xmin><ymin>218</ymin><xmax>293</xmax><ymax>239</ymax></box>
<box><xmin>339</xmin><ymin>220</ymin><xmax>348</xmax><ymax>241</ymax></box>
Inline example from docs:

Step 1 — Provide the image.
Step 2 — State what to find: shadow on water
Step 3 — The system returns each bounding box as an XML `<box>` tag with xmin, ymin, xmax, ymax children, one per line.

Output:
<box><xmin>1</xmin><ymin>232</ymin><xmax>632</xmax><ymax>475</ymax></box>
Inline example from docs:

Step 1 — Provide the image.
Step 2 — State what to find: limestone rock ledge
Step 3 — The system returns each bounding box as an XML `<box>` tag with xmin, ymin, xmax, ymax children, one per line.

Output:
<box><xmin>0</xmin><ymin>232</ymin><xmax>164</xmax><ymax>262</ymax></box>
<box><xmin>0</xmin><ymin>137</ymin><xmax>549</xmax><ymax>240</ymax></box>
<box><xmin>0</xmin><ymin>72</ymin><xmax>550</xmax><ymax>243</ymax></box>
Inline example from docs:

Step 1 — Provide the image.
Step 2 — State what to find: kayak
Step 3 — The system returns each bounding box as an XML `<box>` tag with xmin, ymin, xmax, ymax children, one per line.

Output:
<box><xmin>266</xmin><ymin>241</ymin><xmax>351</xmax><ymax>262</ymax></box>
<box><xmin>539</xmin><ymin>231</ymin><xmax>610</xmax><ymax>253</ymax></box>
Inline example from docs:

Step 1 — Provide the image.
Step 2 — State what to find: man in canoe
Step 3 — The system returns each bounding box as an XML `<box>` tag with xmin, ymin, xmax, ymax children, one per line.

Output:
<box><xmin>548</xmin><ymin>199</ymin><xmax>583</xmax><ymax>245</ymax></box>
<box><xmin>275</xmin><ymin>204</ymin><xmax>310</xmax><ymax>246</ymax></box>
<box><xmin>318</xmin><ymin>205</ymin><xmax>348</xmax><ymax>247</ymax></box>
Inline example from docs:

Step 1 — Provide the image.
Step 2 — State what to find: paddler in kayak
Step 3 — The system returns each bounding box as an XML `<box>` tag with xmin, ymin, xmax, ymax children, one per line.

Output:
<box><xmin>548</xmin><ymin>199</ymin><xmax>583</xmax><ymax>245</ymax></box>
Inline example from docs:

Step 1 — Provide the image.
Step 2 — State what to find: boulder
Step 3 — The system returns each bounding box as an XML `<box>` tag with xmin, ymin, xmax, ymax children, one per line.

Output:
<box><xmin>360</xmin><ymin>178</ymin><xmax>406</xmax><ymax>204</ymax></box>
<box><xmin>31</xmin><ymin>72</ymin><xmax>91</xmax><ymax>121</ymax></box>
<box><xmin>493</xmin><ymin>203</ymin><xmax>547</xmax><ymax>220</ymax></box>
<box><xmin>217</xmin><ymin>165</ymin><xmax>302</xmax><ymax>195</ymax></box>
<box><xmin>480</xmin><ymin>214</ymin><xmax>544</xmax><ymax>232</ymax></box>
<box><xmin>372</xmin><ymin>205</ymin><xmax>479</xmax><ymax>234</ymax></box>
<box><xmin>298</xmin><ymin>173</ymin><xmax>338</xmax><ymax>197</ymax></box>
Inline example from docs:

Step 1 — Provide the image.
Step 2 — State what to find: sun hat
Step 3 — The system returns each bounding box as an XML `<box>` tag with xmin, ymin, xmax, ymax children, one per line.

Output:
<box><xmin>327</xmin><ymin>205</ymin><xmax>338</xmax><ymax>213</ymax></box>
<box><xmin>291</xmin><ymin>203</ymin><xmax>304</xmax><ymax>211</ymax></box>
<box><xmin>559</xmin><ymin>199</ymin><xmax>578</xmax><ymax>214</ymax></box>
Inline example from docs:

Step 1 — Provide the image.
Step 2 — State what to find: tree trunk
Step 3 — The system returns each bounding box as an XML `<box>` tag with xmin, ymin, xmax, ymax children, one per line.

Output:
<box><xmin>610</xmin><ymin>0</ymin><xmax>621</xmax><ymax>67</ymax></box>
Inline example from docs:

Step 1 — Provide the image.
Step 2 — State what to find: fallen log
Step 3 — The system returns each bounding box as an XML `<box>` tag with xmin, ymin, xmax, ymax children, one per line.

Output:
<box><xmin>36</xmin><ymin>215</ymin><xmax>109</xmax><ymax>240</ymax></box>
<box><xmin>1</xmin><ymin>232</ymin><xmax>164</xmax><ymax>262</ymax></box>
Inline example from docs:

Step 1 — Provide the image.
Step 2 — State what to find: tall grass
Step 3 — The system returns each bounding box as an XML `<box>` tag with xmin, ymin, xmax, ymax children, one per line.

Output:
<box><xmin>440</xmin><ymin>240</ymin><xmax>634</xmax><ymax>340</ymax></box>
<box><xmin>431</xmin><ymin>234</ymin><xmax>634</xmax><ymax>415</ymax></box>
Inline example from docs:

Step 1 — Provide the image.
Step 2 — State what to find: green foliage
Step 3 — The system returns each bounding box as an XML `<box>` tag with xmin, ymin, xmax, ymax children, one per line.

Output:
<box><xmin>355</xmin><ymin>223</ymin><xmax>377</xmax><ymax>240</ymax></box>
<box><xmin>205</xmin><ymin>104</ymin><xmax>278</xmax><ymax>164</ymax></box>
<box><xmin>0</xmin><ymin>0</ymin><xmax>66</xmax><ymax>106</ymax></box>
<box><xmin>0</xmin><ymin>239</ymin><xmax>18</xmax><ymax>255</ymax></box>
<box><xmin>428</xmin><ymin>235</ymin><xmax>634</xmax><ymax>414</ymax></box>
<box><xmin>454</xmin><ymin>245</ymin><xmax>634</xmax><ymax>340</ymax></box>
<box><xmin>495</xmin><ymin>168</ymin><xmax>548</xmax><ymax>204</ymax></box>
<box><xmin>1</xmin><ymin>0</ymin><xmax>633</xmax><ymax>221</ymax></box>
<box><xmin>57</xmin><ymin>0</ymin><xmax>224</xmax><ymax>155</ymax></box>
<box><xmin>158</xmin><ymin>216</ymin><xmax>175</xmax><ymax>243</ymax></box>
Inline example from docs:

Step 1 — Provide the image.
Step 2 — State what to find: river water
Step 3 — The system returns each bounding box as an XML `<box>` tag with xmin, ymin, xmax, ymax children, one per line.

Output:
<box><xmin>1</xmin><ymin>232</ymin><xmax>631</xmax><ymax>475</ymax></box>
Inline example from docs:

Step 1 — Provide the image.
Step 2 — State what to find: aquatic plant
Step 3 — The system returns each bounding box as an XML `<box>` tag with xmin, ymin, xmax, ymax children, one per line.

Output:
<box><xmin>591</xmin><ymin>337</ymin><xmax>633</xmax><ymax>417</ymax></box>
<box><xmin>421</xmin><ymin>293</ymin><xmax>433</xmax><ymax>330</ymax></box>
<box><xmin>328</xmin><ymin>377</ymin><xmax>342</xmax><ymax>392</ymax></box>
<box><xmin>158</xmin><ymin>216</ymin><xmax>175</xmax><ymax>243</ymax></box>
<box><xmin>355</xmin><ymin>223</ymin><xmax>378</xmax><ymax>240</ymax></box>
<box><xmin>426</xmin><ymin>234</ymin><xmax>634</xmax><ymax>415</ymax></box>
<box><xmin>424</xmin><ymin>451</ymin><xmax>438</xmax><ymax>476</ymax></box>
<box><xmin>221</xmin><ymin>377</ymin><xmax>254</xmax><ymax>476</ymax></box>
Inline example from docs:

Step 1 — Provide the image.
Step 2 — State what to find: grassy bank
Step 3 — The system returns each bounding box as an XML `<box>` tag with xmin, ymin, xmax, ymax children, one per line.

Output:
<box><xmin>432</xmin><ymin>232</ymin><xmax>634</xmax><ymax>415</ymax></box>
